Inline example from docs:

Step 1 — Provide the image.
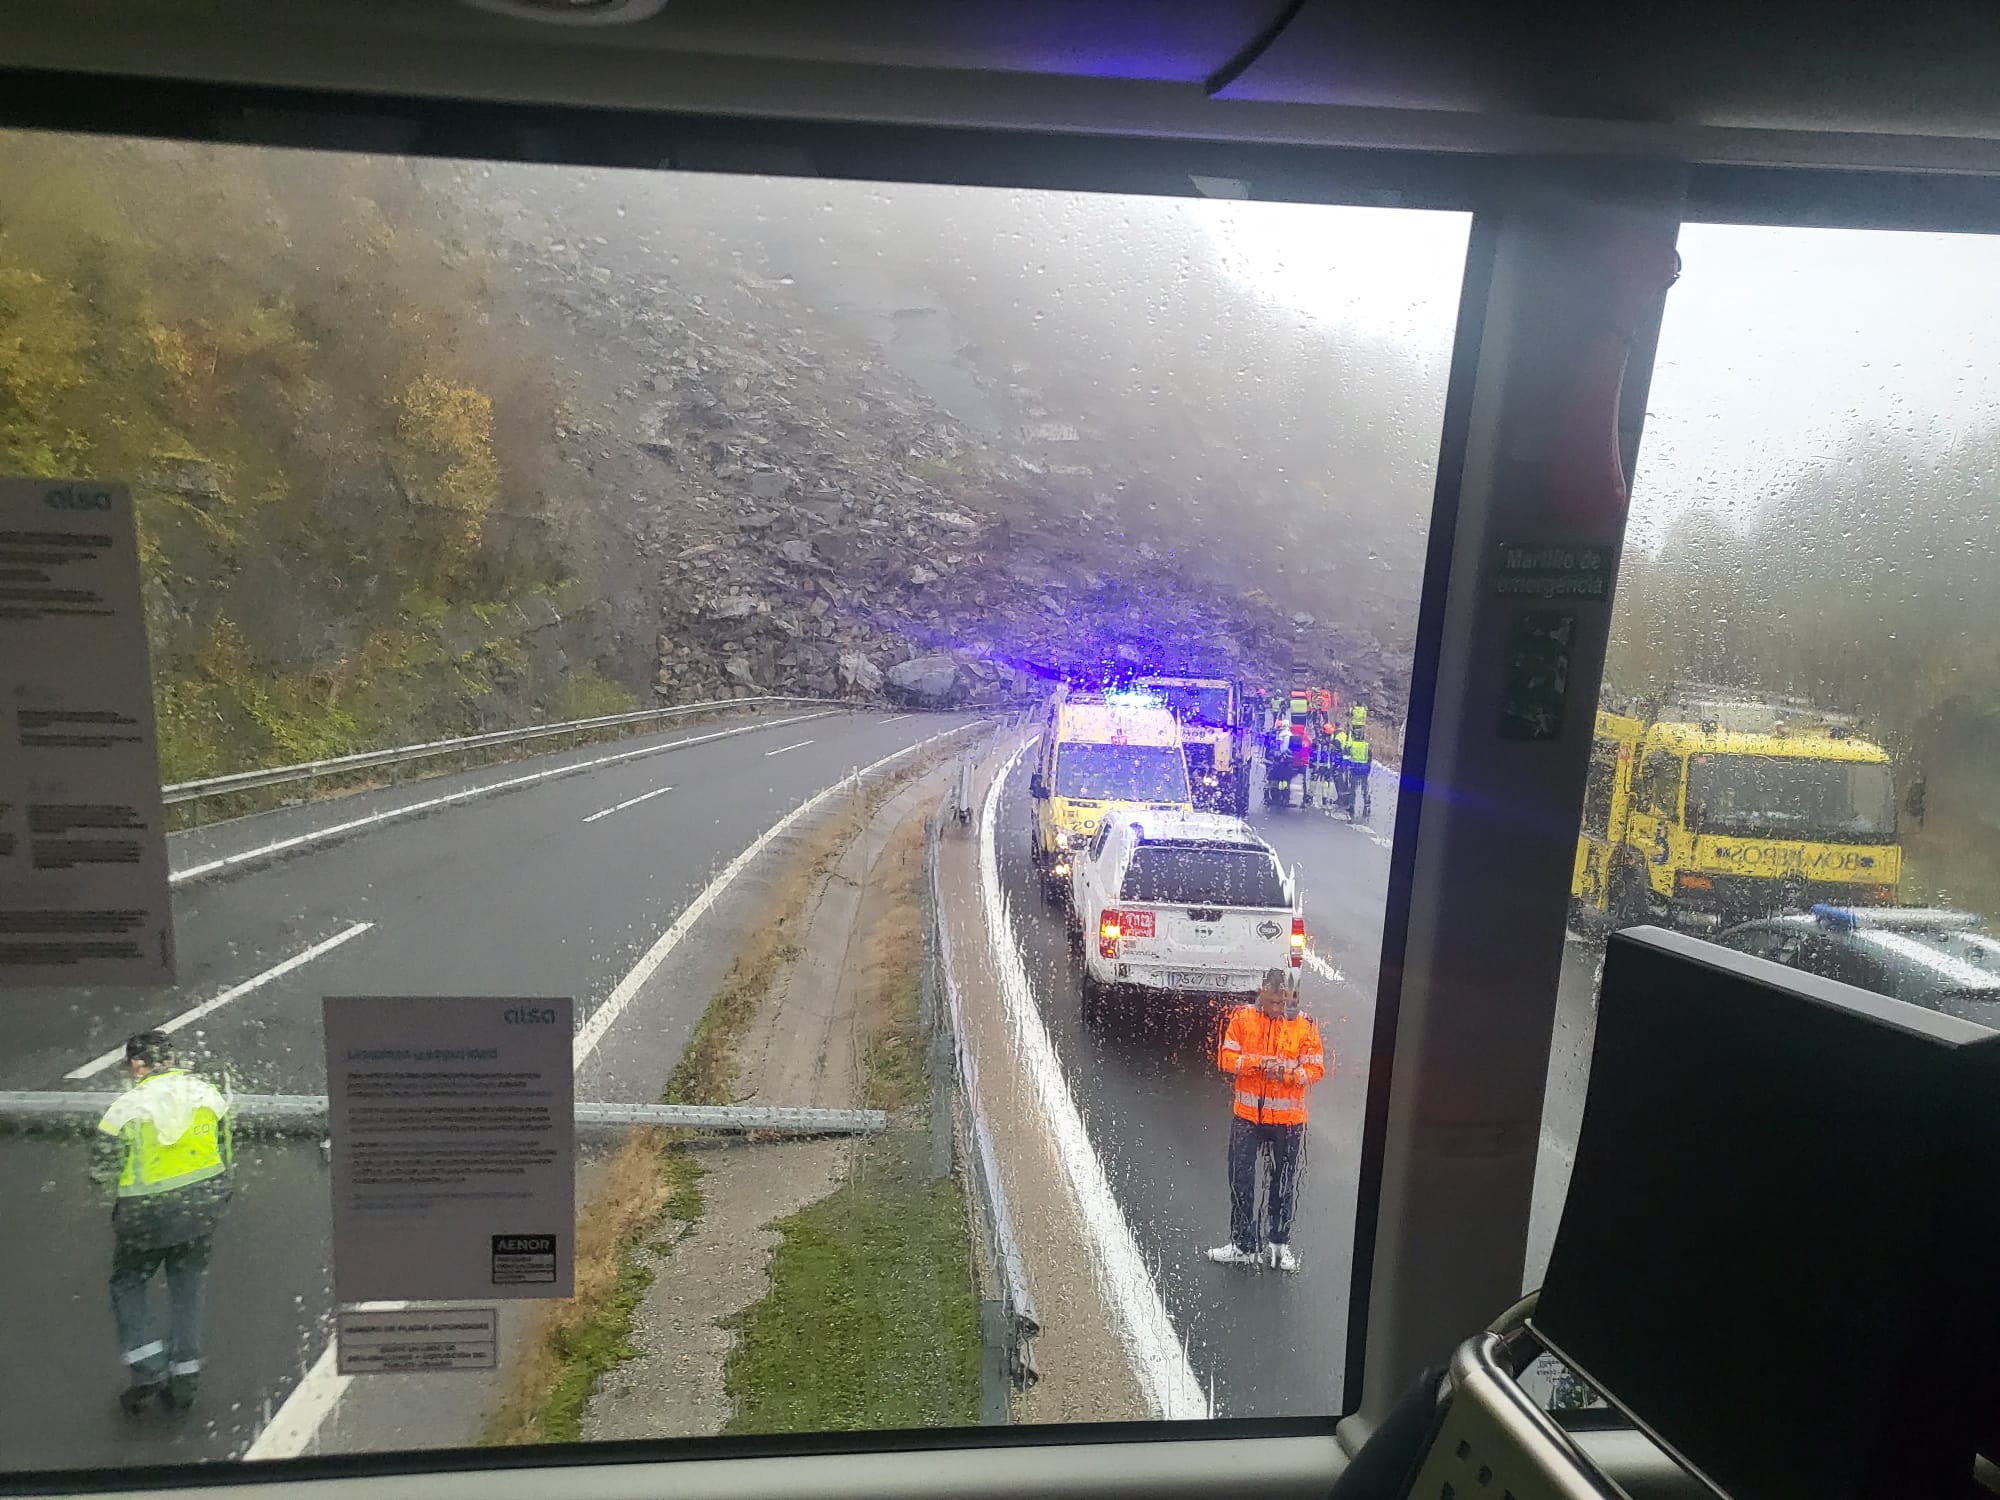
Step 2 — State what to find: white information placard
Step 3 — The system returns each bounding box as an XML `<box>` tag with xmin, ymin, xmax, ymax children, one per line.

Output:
<box><xmin>325</xmin><ymin>996</ymin><xmax>575</xmax><ymax>1302</ymax></box>
<box><xmin>0</xmin><ymin>477</ymin><xmax>173</xmax><ymax>987</ymax></box>
<box><xmin>336</xmin><ymin>1307</ymin><xmax>499</xmax><ymax>1374</ymax></box>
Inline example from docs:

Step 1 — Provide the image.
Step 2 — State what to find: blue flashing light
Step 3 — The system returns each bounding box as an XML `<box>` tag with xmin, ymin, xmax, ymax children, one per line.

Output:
<box><xmin>1103</xmin><ymin>688</ymin><xmax>1166</xmax><ymax>709</ymax></box>
<box><xmin>1812</xmin><ymin>904</ymin><xmax>1860</xmax><ymax>929</ymax></box>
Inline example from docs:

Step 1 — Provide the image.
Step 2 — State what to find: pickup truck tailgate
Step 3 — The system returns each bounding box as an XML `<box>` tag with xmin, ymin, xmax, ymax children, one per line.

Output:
<box><xmin>1123</xmin><ymin>905</ymin><xmax>1291</xmax><ymax>970</ymax></box>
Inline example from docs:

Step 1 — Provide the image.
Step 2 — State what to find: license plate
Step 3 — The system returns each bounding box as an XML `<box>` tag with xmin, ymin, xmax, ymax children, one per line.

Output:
<box><xmin>1169</xmin><ymin>970</ymin><xmax>1211</xmax><ymax>990</ymax></box>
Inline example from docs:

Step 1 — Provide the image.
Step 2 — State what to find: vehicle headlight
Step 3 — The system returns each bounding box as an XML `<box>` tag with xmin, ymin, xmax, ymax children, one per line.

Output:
<box><xmin>1053</xmin><ymin>830</ymin><xmax>1073</xmax><ymax>849</ymax></box>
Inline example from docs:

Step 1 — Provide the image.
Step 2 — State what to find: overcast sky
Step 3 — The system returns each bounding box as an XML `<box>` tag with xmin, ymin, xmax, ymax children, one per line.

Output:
<box><xmin>1198</xmin><ymin>205</ymin><xmax>2000</xmax><ymax>547</ymax></box>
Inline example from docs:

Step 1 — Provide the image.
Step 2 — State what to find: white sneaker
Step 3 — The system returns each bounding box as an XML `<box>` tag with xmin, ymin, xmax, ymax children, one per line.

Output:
<box><xmin>1268</xmin><ymin>1242</ymin><xmax>1299</xmax><ymax>1272</ymax></box>
<box><xmin>1206</xmin><ymin>1243</ymin><xmax>1258</xmax><ymax>1266</ymax></box>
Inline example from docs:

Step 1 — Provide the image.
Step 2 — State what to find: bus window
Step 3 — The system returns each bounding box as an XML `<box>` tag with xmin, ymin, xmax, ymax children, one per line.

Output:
<box><xmin>1533</xmin><ymin>221</ymin><xmax>2000</xmax><ymax>1286</ymax></box>
<box><xmin>0</xmin><ymin>125</ymin><xmax>1469</xmax><ymax>1470</ymax></box>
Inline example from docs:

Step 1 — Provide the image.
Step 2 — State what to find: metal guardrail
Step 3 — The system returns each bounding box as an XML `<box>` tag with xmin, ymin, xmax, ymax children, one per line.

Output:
<box><xmin>924</xmin><ymin>797</ymin><xmax>1039</xmax><ymax>1413</ymax></box>
<box><xmin>163</xmin><ymin>694</ymin><xmax>843</xmax><ymax>817</ymax></box>
<box><xmin>0</xmin><ymin>1092</ymin><xmax>886</xmax><ymax>1138</ymax></box>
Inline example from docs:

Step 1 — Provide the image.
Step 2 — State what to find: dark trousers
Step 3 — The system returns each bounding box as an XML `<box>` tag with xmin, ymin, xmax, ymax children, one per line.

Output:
<box><xmin>1228</xmin><ymin>1116</ymin><xmax>1306</xmax><ymax>1251</ymax></box>
<box><xmin>111</xmin><ymin>1236</ymin><xmax>211</xmax><ymax>1386</ymax></box>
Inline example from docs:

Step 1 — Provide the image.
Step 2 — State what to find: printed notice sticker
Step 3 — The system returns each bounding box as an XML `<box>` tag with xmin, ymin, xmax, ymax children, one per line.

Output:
<box><xmin>325</xmin><ymin>996</ymin><xmax>575</xmax><ymax>1302</ymax></box>
<box><xmin>0</xmin><ymin>478</ymin><xmax>174</xmax><ymax>987</ymax></box>
<box><xmin>337</xmin><ymin>1307</ymin><xmax>499</xmax><ymax>1374</ymax></box>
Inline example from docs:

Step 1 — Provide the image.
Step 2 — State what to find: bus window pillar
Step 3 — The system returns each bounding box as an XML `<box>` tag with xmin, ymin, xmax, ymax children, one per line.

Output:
<box><xmin>1344</xmin><ymin>166</ymin><xmax>1682</xmax><ymax>1442</ymax></box>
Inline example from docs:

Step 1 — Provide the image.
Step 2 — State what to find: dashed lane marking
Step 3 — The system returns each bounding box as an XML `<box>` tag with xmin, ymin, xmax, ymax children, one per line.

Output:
<box><xmin>175</xmin><ymin>712</ymin><xmax>834</xmax><ymax>887</ymax></box>
<box><xmin>762</xmin><ymin>738</ymin><xmax>815</xmax><ymax>757</ymax></box>
<box><xmin>1301</xmin><ymin>948</ymin><xmax>1348</xmax><ymax>988</ymax></box>
<box><xmin>581</xmin><ymin>784</ymin><xmax>676</xmax><ymax>824</ymax></box>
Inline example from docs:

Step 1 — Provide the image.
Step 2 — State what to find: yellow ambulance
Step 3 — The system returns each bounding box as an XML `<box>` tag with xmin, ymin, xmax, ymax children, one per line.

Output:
<box><xmin>1029</xmin><ymin>688</ymin><xmax>1194</xmax><ymax>904</ymax></box>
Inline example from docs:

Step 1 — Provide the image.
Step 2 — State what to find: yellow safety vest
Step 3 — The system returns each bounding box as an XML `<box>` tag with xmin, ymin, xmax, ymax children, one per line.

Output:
<box><xmin>98</xmin><ymin>1070</ymin><xmax>232</xmax><ymax>1198</ymax></box>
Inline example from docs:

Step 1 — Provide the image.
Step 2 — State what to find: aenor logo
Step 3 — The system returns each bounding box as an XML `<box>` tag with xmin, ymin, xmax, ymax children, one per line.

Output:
<box><xmin>43</xmin><ymin>484</ymin><xmax>113</xmax><ymax>511</ymax></box>
<box><xmin>503</xmin><ymin>1004</ymin><xmax>559</xmax><ymax>1024</ymax></box>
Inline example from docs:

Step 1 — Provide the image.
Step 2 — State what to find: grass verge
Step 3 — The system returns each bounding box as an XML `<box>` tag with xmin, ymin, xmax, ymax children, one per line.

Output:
<box><xmin>722</xmin><ymin>811</ymin><xmax>982</xmax><ymax>1433</ymax></box>
<box><xmin>721</xmin><ymin>1129</ymin><xmax>981</xmax><ymax>1433</ymax></box>
<box><xmin>479</xmin><ymin>747</ymin><xmax>953</xmax><ymax>1444</ymax></box>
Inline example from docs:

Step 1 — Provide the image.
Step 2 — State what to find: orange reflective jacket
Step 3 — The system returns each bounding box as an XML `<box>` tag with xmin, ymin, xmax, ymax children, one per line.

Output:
<box><xmin>1217</xmin><ymin>1005</ymin><xmax>1328</xmax><ymax>1125</ymax></box>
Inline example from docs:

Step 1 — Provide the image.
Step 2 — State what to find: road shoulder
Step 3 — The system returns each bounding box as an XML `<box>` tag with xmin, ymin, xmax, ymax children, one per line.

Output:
<box><xmin>935</xmin><ymin>730</ymin><xmax>1150</xmax><ymax>1425</ymax></box>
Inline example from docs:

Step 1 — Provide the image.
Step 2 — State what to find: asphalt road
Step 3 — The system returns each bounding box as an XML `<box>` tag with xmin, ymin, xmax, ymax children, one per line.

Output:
<box><xmin>0</xmin><ymin>706</ymin><xmax>968</xmax><ymax>1474</ymax></box>
<box><xmin>989</xmin><ymin>754</ymin><xmax>1602</xmax><ymax>1418</ymax></box>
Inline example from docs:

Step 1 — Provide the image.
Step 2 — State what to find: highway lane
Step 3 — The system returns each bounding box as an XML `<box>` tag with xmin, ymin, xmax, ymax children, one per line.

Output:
<box><xmin>989</xmin><ymin>754</ymin><xmax>1600</xmax><ymax>1418</ymax></box>
<box><xmin>0</xmin><ymin>708</ymin><xmax>969</xmax><ymax>1473</ymax></box>
<box><xmin>6</xmin><ymin>703</ymin><xmax>835</xmax><ymax>1092</ymax></box>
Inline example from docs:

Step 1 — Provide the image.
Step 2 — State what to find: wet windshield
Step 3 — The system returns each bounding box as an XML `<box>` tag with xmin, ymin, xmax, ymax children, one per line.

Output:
<box><xmin>0</xmin><ymin>122</ymin><xmax>1465</xmax><ymax>1471</ymax></box>
<box><xmin>1054</xmin><ymin>743</ymin><xmax>1191</xmax><ymax>802</ymax></box>
<box><xmin>1122</xmin><ymin>845</ymin><xmax>1288</xmax><ymax>908</ymax></box>
<box><xmin>1686</xmin><ymin>755</ymin><xmax>1896</xmax><ymax>841</ymax></box>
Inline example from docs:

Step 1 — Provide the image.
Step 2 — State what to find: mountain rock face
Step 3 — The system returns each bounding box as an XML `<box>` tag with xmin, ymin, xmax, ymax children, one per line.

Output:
<box><xmin>490</xmin><ymin>186</ymin><xmax>1415</xmax><ymax>716</ymax></box>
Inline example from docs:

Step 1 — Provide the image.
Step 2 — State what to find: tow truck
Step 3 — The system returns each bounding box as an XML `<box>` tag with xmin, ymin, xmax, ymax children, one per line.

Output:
<box><xmin>1572</xmin><ymin>686</ymin><xmax>1903</xmax><ymax>933</ymax></box>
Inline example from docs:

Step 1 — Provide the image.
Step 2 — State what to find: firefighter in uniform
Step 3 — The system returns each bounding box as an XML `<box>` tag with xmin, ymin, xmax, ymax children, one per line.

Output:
<box><xmin>93</xmin><ymin>1032</ymin><xmax>234</xmax><ymax>1413</ymax></box>
<box><xmin>1207</xmin><ymin>970</ymin><xmax>1329</xmax><ymax>1272</ymax></box>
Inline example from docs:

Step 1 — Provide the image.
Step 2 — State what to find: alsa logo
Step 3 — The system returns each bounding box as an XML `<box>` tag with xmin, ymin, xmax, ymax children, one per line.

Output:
<box><xmin>504</xmin><ymin>1005</ymin><xmax>559</xmax><ymax>1024</ymax></box>
<box><xmin>44</xmin><ymin>485</ymin><xmax>113</xmax><ymax>511</ymax></box>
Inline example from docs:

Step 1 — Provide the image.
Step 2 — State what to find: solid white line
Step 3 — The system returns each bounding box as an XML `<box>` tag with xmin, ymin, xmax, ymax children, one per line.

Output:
<box><xmin>65</xmin><ymin>923</ymin><xmax>375</xmax><ymax>1081</ymax></box>
<box><xmin>242</xmin><ymin>720</ymin><xmax>972</xmax><ymax>1462</ymax></box>
<box><xmin>581</xmin><ymin>785</ymin><xmax>675</xmax><ymax>824</ymax></box>
<box><xmin>979</xmin><ymin>740</ymin><xmax>1210</xmax><ymax>1420</ymax></box>
<box><xmin>762</xmin><ymin>738</ymin><xmax>814</xmax><ymax>758</ymax></box>
<box><xmin>573</xmin><ymin>723</ymin><xmax>965</xmax><ymax>1066</ymax></box>
<box><xmin>173</xmin><ymin>712</ymin><xmax>833</xmax><ymax>886</ymax></box>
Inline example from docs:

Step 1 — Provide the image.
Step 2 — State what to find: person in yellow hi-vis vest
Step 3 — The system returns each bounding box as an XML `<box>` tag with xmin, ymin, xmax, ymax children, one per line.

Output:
<box><xmin>91</xmin><ymin>1032</ymin><xmax>234</xmax><ymax>1414</ymax></box>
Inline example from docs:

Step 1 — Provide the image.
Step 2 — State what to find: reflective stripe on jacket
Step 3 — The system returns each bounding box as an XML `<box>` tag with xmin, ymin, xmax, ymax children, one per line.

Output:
<box><xmin>97</xmin><ymin>1070</ymin><xmax>233</xmax><ymax>1198</ymax></box>
<box><xmin>1217</xmin><ymin>1005</ymin><xmax>1328</xmax><ymax>1125</ymax></box>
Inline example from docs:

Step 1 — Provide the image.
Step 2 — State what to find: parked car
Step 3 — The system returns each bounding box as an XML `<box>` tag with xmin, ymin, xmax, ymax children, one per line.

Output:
<box><xmin>1069</xmin><ymin>810</ymin><xmax>1302</xmax><ymax>1029</ymax></box>
<box><xmin>1710</xmin><ymin>904</ymin><xmax>2000</xmax><ymax>1028</ymax></box>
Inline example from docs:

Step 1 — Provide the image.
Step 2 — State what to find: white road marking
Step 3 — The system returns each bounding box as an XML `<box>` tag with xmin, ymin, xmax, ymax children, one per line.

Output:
<box><xmin>979</xmin><ymin>740</ymin><xmax>1210</xmax><ymax>1420</ymax></box>
<box><xmin>762</xmin><ymin>738</ymin><xmax>814</xmax><ymax>758</ymax></box>
<box><xmin>175</xmin><ymin>712</ymin><xmax>832</xmax><ymax>887</ymax></box>
<box><xmin>1301</xmin><ymin>948</ymin><xmax>1347</xmax><ymax>987</ymax></box>
<box><xmin>244</xmin><ymin>720</ymin><xmax>973</xmax><ymax>1461</ymax></box>
<box><xmin>65</xmin><ymin>923</ymin><xmax>374</xmax><ymax>1081</ymax></box>
<box><xmin>581</xmin><ymin>785</ymin><xmax>675</xmax><ymax>824</ymax></box>
<box><xmin>877</xmin><ymin>713</ymin><xmax>913</xmax><ymax>725</ymax></box>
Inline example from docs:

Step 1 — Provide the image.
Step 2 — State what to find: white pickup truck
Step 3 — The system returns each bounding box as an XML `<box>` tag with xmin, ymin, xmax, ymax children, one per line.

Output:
<box><xmin>1069</xmin><ymin>810</ymin><xmax>1302</xmax><ymax>1028</ymax></box>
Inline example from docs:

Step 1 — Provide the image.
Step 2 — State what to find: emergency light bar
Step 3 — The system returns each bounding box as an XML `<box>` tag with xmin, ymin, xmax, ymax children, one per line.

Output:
<box><xmin>1811</xmin><ymin>905</ymin><xmax>1985</xmax><ymax>933</ymax></box>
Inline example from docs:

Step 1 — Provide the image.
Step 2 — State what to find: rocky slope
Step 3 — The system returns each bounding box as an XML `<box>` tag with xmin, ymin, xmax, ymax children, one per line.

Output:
<box><xmin>488</xmin><ymin>181</ymin><xmax>1416</xmax><ymax>713</ymax></box>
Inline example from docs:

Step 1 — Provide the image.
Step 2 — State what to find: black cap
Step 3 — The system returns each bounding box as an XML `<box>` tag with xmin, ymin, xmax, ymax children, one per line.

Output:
<box><xmin>126</xmin><ymin>1031</ymin><xmax>175</xmax><ymax>1067</ymax></box>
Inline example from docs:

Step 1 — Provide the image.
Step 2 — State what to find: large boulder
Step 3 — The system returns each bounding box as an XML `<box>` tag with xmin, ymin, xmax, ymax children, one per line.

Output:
<box><xmin>885</xmin><ymin>653</ymin><xmax>962</xmax><ymax>706</ymax></box>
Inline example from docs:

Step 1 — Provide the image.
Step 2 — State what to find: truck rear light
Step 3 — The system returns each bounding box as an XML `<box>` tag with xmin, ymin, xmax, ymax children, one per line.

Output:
<box><xmin>1099</xmin><ymin>909</ymin><xmax>1121</xmax><ymax>959</ymax></box>
<box><xmin>1863</xmin><ymin>885</ymin><xmax>1896</xmax><ymax>905</ymax></box>
<box><xmin>1676</xmin><ymin>873</ymin><xmax>1714</xmax><ymax>892</ymax></box>
<box><xmin>1290</xmin><ymin>916</ymin><xmax>1306</xmax><ymax>967</ymax></box>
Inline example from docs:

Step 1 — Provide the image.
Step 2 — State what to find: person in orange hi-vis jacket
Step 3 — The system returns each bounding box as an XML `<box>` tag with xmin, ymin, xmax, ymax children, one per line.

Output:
<box><xmin>1207</xmin><ymin>969</ymin><xmax>1329</xmax><ymax>1273</ymax></box>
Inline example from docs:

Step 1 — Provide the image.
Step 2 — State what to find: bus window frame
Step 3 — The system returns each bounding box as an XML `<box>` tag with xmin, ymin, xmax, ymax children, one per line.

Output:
<box><xmin>2</xmin><ymin>60</ymin><xmax>1997</xmax><ymax>1483</ymax></box>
